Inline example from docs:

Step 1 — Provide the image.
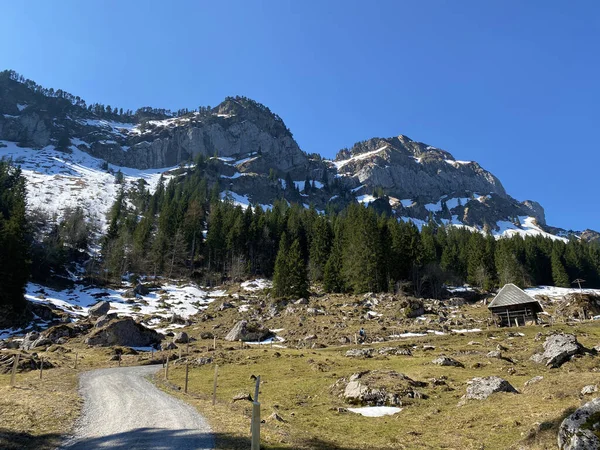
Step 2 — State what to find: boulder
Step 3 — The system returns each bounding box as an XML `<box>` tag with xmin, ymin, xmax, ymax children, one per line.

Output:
<box><xmin>200</xmin><ymin>332</ymin><xmax>214</xmax><ymax>340</ymax></box>
<box><xmin>134</xmin><ymin>284</ymin><xmax>150</xmax><ymax>296</ymax></box>
<box><xmin>524</xmin><ymin>376</ymin><xmax>544</xmax><ymax>387</ymax></box>
<box><xmin>95</xmin><ymin>313</ymin><xmax>118</xmax><ymax>328</ymax></box>
<box><xmin>432</xmin><ymin>356</ymin><xmax>464</xmax><ymax>368</ymax></box>
<box><xmin>41</xmin><ymin>324</ymin><xmax>77</xmax><ymax>343</ymax></box>
<box><xmin>224</xmin><ymin>321</ymin><xmax>272</xmax><ymax>342</ymax></box>
<box><xmin>531</xmin><ymin>334</ymin><xmax>584</xmax><ymax>368</ymax></box>
<box><xmin>88</xmin><ymin>301</ymin><xmax>111</xmax><ymax>318</ymax></box>
<box><xmin>341</xmin><ymin>370</ymin><xmax>427</xmax><ymax>406</ymax></box>
<box><xmin>161</xmin><ymin>342</ymin><xmax>177</xmax><ymax>351</ymax></box>
<box><xmin>174</xmin><ymin>332</ymin><xmax>189</xmax><ymax>344</ymax></box>
<box><xmin>558</xmin><ymin>398</ymin><xmax>600</xmax><ymax>450</ymax></box>
<box><xmin>85</xmin><ymin>317</ymin><xmax>162</xmax><ymax>347</ymax></box>
<box><xmin>122</xmin><ymin>289</ymin><xmax>136</xmax><ymax>298</ymax></box>
<box><xmin>581</xmin><ymin>385</ymin><xmax>598</xmax><ymax>396</ymax></box>
<box><xmin>465</xmin><ymin>376</ymin><xmax>518</xmax><ymax>400</ymax></box>
<box><xmin>20</xmin><ymin>331</ymin><xmax>51</xmax><ymax>350</ymax></box>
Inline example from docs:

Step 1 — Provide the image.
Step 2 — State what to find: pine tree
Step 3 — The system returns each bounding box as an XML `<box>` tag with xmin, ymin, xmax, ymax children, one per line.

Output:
<box><xmin>308</xmin><ymin>217</ymin><xmax>332</xmax><ymax>281</ymax></box>
<box><xmin>286</xmin><ymin>239</ymin><xmax>309</xmax><ymax>298</ymax></box>
<box><xmin>272</xmin><ymin>234</ymin><xmax>290</xmax><ymax>298</ymax></box>
<box><xmin>551</xmin><ymin>249</ymin><xmax>570</xmax><ymax>287</ymax></box>
<box><xmin>0</xmin><ymin>161</ymin><xmax>29</xmax><ymax>312</ymax></box>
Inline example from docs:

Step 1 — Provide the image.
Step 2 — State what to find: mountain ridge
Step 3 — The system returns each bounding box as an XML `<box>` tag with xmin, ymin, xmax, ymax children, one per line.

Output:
<box><xmin>0</xmin><ymin>69</ymin><xmax>593</xmax><ymax>241</ymax></box>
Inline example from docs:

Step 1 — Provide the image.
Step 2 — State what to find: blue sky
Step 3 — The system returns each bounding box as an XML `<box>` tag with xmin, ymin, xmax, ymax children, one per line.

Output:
<box><xmin>2</xmin><ymin>1</ymin><xmax>599</xmax><ymax>231</ymax></box>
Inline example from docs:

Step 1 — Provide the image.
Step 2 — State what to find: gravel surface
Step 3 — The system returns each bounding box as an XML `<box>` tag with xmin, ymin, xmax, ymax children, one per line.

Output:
<box><xmin>61</xmin><ymin>365</ymin><xmax>214</xmax><ymax>449</ymax></box>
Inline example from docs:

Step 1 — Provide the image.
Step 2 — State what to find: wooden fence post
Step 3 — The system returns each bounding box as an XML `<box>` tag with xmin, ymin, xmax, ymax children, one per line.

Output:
<box><xmin>251</xmin><ymin>375</ymin><xmax>261</xmax><ymax>450</ymax></box>
<box><xmin>213</xmin><ymin>336</ymin><xmax>216</xmax><ymax>350</ymax></box>
<box><xmin>39</xmin><ymin>357</ymin><xmax>44</xmax><ymax>380</ymax></box>
<box><xmin>165</xmin><ymin>354</ymin><xmax>169</xmax><ymax>380</ymax></box>
<box><xmin>10</xmin><ymin>353</ymin><xmax>20</xmax><ymax>386</ymax></box>
<box><xmin>118</xmin><ymin>354</ymin><xmax>121</xmax><ymax>367</ymax></box>
<box><xmin>184</xmin><ymin>361</ymin><xmax>189</xmax><ymax>393</ymax></box>
<box><xmin>212</xmin><ymin>364</ymin><xmax>219</xmax><ymax>406</ymax></box>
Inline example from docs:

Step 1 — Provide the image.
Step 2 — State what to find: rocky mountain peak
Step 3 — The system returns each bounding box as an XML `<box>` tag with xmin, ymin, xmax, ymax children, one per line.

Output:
<box><xmin>0</xmin><ymin>69</ymin><xmax>595</xmax><ymax>240</ymax></box>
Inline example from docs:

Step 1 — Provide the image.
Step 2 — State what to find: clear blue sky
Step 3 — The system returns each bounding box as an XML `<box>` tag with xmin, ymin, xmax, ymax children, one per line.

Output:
<box><xmin>2</xmin><ymin>1</ymin><xmax>599</xmax><ymax>231</ymax></box>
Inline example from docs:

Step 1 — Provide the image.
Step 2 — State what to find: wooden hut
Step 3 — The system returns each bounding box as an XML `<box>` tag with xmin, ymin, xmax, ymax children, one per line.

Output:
<box><xmin>488</xmin><ymin>284</ymin><xmax>543</xmax><ymax>327</ymax></box>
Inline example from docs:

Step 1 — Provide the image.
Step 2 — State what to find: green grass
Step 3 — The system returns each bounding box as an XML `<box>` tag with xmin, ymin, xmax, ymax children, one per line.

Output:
<box><xmin>161</xmin><ymin>321</ymin><xmax>600</xmax><ymax>450</ymax></box>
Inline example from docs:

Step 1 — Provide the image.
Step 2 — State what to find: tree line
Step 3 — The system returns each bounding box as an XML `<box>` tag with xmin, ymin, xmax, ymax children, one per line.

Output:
<box><xmin>97</xmin><ymin>157</ymin><xmax>600</xmax><ymax>298</ymax></box>
<box><xmin>3</xmin><ymin>155</ymin><xmax>600</xmax><ymax>314</ymax></box>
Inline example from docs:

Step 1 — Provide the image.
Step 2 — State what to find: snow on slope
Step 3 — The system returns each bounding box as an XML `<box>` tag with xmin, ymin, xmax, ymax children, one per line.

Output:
<box><xmin>23</xmin><ymin>281</ymin><xmax>226</xmax><ymax>334</ymax></box>
<box><xmin>0</xmin><ymin>141</ymin><xmax>173</xmax><ymax>229</ymax></box>
<box><xmin>332</xmin><ymin>145</ymin><xmax>389</xmax><ymax>170</ymax></box>
<box><xmin>525</xmin><ymin>286</ymin><xmax>600</xmax><ymax>300</ymax></box>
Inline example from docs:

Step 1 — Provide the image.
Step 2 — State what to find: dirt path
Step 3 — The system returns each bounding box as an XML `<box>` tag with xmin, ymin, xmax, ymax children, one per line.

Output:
<box><xmin>61</xmin><ymin>365</ymin><xmax>214</xmax><ymax>450</ymax></box>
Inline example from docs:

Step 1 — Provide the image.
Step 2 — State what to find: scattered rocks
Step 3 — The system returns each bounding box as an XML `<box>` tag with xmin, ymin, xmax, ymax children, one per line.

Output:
<box><xmin>558</xmin><ymin>397</ymin><xmax>600</xmax><ymax>450</ymax></box>
<box><xmin>423</xmin><ymin>345</ymin><xmax>436</xmax><ymax>351</ymax></box>
<box><xmin>218</xmin><ymin>302</ymin><xmax>234</xmax><ymax>311</ymax></box>
<box><xmin>85</xmin><ymin>317</ymin><xmax>162</xmax><ymax>347</ymax></box>
<box><xmin>531</xmin><ymin>334</ymin><xmax>584</xmax><ymax>368</ymax></box>
<box><xmin>200</xmin><ymin>332</ymin><xmax>214</xmax><ymax>340</ymax></box>
<box><xmin>294</xmin><ymin>298</ymin><xmax>309</xmax><ymax>305</ymax></box>
<box><xmin>345</xmin><ymin>348</ymin><xmax>374</xmax><ymax>358</ymax></box>
<box><xmin>378</xmin><ymin>347</ymin><xmax>412</xmax><ymax>356</ymax></box>
<box><xmin>225</xmin><ymin>321</ymin><xmax>272</xmax><ymax>342</ymax></box>
<box><xmin>88</xmin><ymin>301</ymin><xmax>111</xmax><ymax>318</ymax></box>
<box><xmin>465</xmin><ymin>376</ymin><xmax>518</xmax><ymax>400</ymax></box>
<box><xmin>432</xmin><ymin>356</ymin><xmax>464</xmax><ymax>368</ymax></box>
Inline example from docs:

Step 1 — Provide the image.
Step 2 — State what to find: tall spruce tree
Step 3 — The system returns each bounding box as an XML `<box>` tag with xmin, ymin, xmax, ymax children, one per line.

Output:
<box><xmin>0</xmin><ymin>160</ymin><xmax>29</xmax><ymax>313</ymax></box>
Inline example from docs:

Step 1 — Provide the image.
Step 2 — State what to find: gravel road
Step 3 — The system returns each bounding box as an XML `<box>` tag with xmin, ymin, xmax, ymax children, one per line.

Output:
<box><xmin>61</xmin><ymin>365</ymin><xmax>214</xmax><ymax>449</ymax></box>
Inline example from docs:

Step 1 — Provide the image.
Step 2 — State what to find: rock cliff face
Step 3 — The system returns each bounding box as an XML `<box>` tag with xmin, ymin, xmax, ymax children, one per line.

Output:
<box><xmin>0</xmin><ymin>71</ymin><xmax>590</xmax><ymax>237</ymax></box>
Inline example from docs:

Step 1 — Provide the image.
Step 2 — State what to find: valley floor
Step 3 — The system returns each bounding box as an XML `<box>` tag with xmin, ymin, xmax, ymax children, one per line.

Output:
<box><xmin>2</xmin><ymin>281</ymin><xmax>600</xmax><ymax>449</ymax></box>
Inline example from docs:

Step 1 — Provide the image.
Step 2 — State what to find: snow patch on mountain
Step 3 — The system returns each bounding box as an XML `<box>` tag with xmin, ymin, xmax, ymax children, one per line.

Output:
<box><xmin>0</xmin><ymin>141</ymin><xmax>171</xmax><ymax>229</ymax></box>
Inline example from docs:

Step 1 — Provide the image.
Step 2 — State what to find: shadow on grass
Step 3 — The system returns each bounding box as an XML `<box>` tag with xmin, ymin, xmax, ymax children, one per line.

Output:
<box><xmin>1</xmin><ymin>427</ymin><xmax>397</xmax><ymax>450</ymax></box>
<box><xmin>518</xmin><ymin>406</ymin><xmax>577</xmax><ymax>448</ymax></box>
<box><xmin>0</xmin><ymin>428</ymin><xmax>62</xmax><ymax>450</ymax></box>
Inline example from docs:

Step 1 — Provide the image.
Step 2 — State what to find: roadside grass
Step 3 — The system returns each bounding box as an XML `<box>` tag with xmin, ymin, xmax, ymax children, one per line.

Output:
<box><xmin>160</xmin><ymin>322</ymin><xmax>600</xmax><ymax>450</ymax></box>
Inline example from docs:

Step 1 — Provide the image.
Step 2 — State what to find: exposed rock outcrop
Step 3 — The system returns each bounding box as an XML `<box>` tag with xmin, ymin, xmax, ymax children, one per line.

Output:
<box><xmin>85</xmin><ymin>317</ymin><xmax>162</xmax><ymax>347</ymax></box>
<box><xmin>224</xmin><ymin>320</ymin><xmax>272</xmax><ymax>342</ymax></box>
<box><xmin>464</xmin><ymin>376</ymin><xmax>518</xmax><ymax>400</ymax></box>
<box><xmin>558</xmin><ymin>397</ymin><xmax>600</xmax><ymax>450</ymax></box>
<box><xmin>531</xmin><ymin>334</ymin><xmax>584</xmax><ymax>368</ymax></box>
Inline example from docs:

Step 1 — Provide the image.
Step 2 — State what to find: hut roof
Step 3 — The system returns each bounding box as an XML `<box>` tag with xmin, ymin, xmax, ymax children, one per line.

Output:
<box><xmin>488</xmin><ymin>284</ymin><xmax>542</xmax><ymax>310</ymax></box>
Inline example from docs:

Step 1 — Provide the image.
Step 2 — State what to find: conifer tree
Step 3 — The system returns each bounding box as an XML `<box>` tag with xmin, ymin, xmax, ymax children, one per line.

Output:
<box><xmin>551</xmin><ymin>249</ymin><xmax>570</xmax><ymax>287</ymax></box>
<box><xmin>0</xmin><ymin>161</ymin><xmax>29</xmax><ymax>312</ymax></box>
